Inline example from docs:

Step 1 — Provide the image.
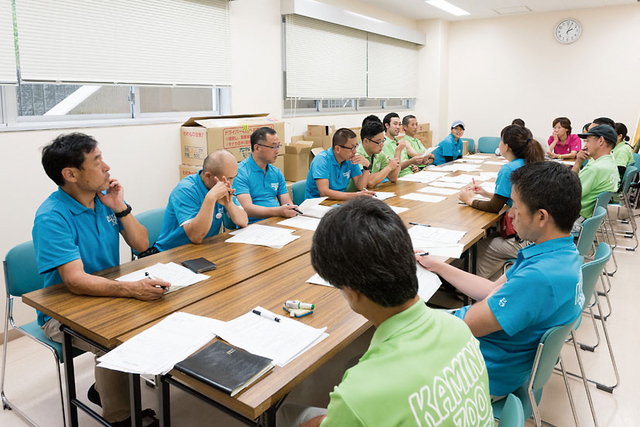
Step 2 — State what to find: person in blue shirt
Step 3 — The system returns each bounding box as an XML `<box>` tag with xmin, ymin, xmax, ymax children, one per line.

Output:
<box><xmin>433</xmin><ymin>120</ymin><xmax>466</xmax><ymax>165</ymax></box>
<box><xmin>32</xmin><ymin>132</ymin><xmax>169</xmax><ymax>426</ymax></box>
<box><xmin>233</xmin><ymin>127</ymin><xmax>297</xmax><ymax>223</ymax></box>
<box><xmin>305</xmin><ymin>128</ymin><xmax>375</xmax><ymax>200</ymax></box>
<box><xmin>417</xmin><ymin>161</ymin><xmax>584</xmax><ymax>398</ymax></box>
<box><xmin>155</xmin><ymin>149</ymin><xmax>248</xmax><ymax>251</ymax></box>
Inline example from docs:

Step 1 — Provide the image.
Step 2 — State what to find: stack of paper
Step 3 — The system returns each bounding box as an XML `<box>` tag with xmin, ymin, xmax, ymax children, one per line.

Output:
<box><xmin>298</xmin><ymin>197</ymin><xmax>332</xmax><ymax>218</ymax></box>
<box><xmin>97</xmin><ymin>312</ymin><xmax>224</xmax><ymax>375</ymax></box>
<box><xmin>398</xmin><ymin>171</ymin><xmax>449</xmax><ymax>183</ymax></box>
<box><xmin>372</xmin><ymin>191</ymin><xmax>396</xmax><ymax>201</ymax></box>
<box><xmin>479</xmin><ymin>171</ymin><xmax>498</xmax><ymax>179</ymax></box>
<box><xmin>227</xmin><ymin>224</ymin><xmax>300</xmax><ymax>249</ymax></box>
<box><xmin>409</xmin><ymin>225</ymin><xmax>466</xmax><ymax>258</ymax></box>
<box><xmin>116</xmin><ymin>262</ymin><xmax>209</xmax><ymax>293</ymax></box>
<box><xmin>400</xmin><ymin>193</ymin><xmax>446</xmax><ymax>203</ymax></box>
<box><xmin>417</xmin><ymin>186</ymin><xmax>459</xmax><ymax>196</ymax></box>
<box><xmin>278</xmin><ymin>215</ymin><xmax>321</xmax><ymax>231</ymax></box>
<box><xmin>216</xmin><ymin>307</ymin><xmax>328</xmax><ymax>366</ymax></box>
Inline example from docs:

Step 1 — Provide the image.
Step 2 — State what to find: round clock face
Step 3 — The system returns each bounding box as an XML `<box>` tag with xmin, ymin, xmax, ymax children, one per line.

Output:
<box><xmin>555</xmin><ymin>19</ymin><xmax>582</xmax><ymax>44</ymax></box>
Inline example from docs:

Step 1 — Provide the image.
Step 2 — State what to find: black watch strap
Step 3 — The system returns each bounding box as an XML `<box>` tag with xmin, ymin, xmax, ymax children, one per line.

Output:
<box><xmin>115</xmin><ymin>203</ymin><xmax>132</xmax><ymax>218</ymax></box>
<box><xmin>363</xmin><ymin>165</ymin><xmax>372</xmax><ymax>171</ymax></box>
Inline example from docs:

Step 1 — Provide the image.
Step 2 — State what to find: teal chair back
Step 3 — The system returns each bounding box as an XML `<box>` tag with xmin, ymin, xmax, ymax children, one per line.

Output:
<box><xmin>478</xmin><ymin>137</ymin><xmax>501</xmax><ymax>154</ymax></box>
<box><xmin>620</xmin><ymin>165</ymin><xmax>638</xmax><ymax>194</ymax></box>
<box><xmin>594</xmin><ymin>191</ymin><xmax>613</xmax><ymax>213</ymax></box>
<box><xmin>463</xmin><ymin>138</ymin><xmax>475</xmax><ymax>153</ymax></box>
<box><xmin>497</xmin><ymin>394</ymin><xmax>524</xmax><ymax>427</ymax></box>
<box><xmin>132</xmin><ymin>207</ymin><xmax>165</xmax><ymax>256</ymax></box>
<box><xmin>632</xmin><ymin>152</ymin><xmax>640</xmax><ymax>167</ymax></box>
<box><xmin>291</xmin><ymin>180</ymin><xmax>307</xmax><ymax>206</ymax></box>
<box><xmin>4</xmin><ymin>240</ymin><xmax>43</xmax><ymax>297</ymax></box>
<box><xmin>581</xmin><ymin>243</ymin><xmax>611</xmax><ymax>307</ymax></box>
<box><xmin>576</xmin><ymin>207</ymin><xmax>606</xmax><ymax>257</ymax></box>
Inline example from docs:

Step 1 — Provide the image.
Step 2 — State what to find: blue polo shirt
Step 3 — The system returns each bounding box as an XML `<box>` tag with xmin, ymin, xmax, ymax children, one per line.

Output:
<box><xmin>305</xmin><ymin>149</ymin><xmax>362</xmax><ymax>199</ymax></box>
<box><xmin>433</xmin><ymin>133</ymin><xmax>463</xmax><ymax>165</ymax></box>
<box><xmin>494</xmin><ymin>158</ymin><xmax>525</xmax><ymax>207</ymax></box>
<box><xmin>454</xmin><ymin>236</ymin><xmax>583</xmax><ymax>396</ymax></box>
<box><xmin>233</xmin><ymin>155</ymin><xmax>288</xmax><ymax>224</ymax></box>
<box><xmin>155</xmin><ymin>172</ymin><xmax>238</xmax><ymax>251</ymax></box>
<box><xmin>32</xmin><ymin>188</ymin><xmax>122</xmax><ymax>326</ymax></box>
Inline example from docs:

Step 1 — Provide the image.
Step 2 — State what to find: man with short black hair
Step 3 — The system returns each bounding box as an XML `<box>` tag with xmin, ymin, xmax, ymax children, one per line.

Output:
<box><xmin>401</xmin><ymin>114</ymin><xmax>435</xmax><ymax>167</ymax></box>
<box><xmin>381</xmin><ymin>112</ymin><xmax>424</xmax><ymax>177</ymax></box>
<box><xmin>361</xmin><ymin>114</ymin><xmax>381</xmax><ymax>128</ymax></box>
<box><xmin>33</xmin><ymin>132</ymin><xmax>170</xmax><ymax>426</ymax></box>
<box><xmin>305</xmin><ymin>128</ymin><xmax>375</xmax><ymax>200</ymax></box>
<box><xmin>418</xmin><ymin>161</ymin><xmax>584</xmax><ymax>397</ymax></box>
<box><xmin>155</xmin><ymin>149</ymin><xmax>248</xmax><ymax>251</ymax></box>
<box><xmin>346</xmin><ymin>121</ymin><xmax>400</xmax><ymax>191</ymax></box>
<box><xmin>233</xmin><ymin>127</ymin><xmax>297</xmax><ymax>223</ymax></box>
<box><xmin>277</xmin><ymin>197</ymin><xmax>492</xmax><ymax>427</ymax></box>
<box><xmin>571</xmin><ymin>124</ymin><xmax>619</xmax><ymax>231</ymax></box>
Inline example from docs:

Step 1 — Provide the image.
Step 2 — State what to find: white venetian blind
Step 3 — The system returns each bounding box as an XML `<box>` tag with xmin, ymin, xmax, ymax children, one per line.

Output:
<box><xmin>14</xmin><ymin>0</ymin><xmax>230</xmax><ymax>86</ymax></box>
<box><xmin>0</xmin><ymin>0</ymin><xmax>17</xmax><ymax>84</ymax></box>
<box><xmin>285</xmin><ymin>14</ymin><xmax>367</xmax><ymax>99</ymax></box>
<box><xmin>367</xmin><ymin>33</ymin><xmax>418</xmax><ymax>99</ymax></box>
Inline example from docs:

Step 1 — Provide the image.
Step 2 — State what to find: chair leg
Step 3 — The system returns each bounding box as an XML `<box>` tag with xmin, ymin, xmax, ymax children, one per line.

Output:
<box><xmin>576</xmin><ymin>307</ymin><xmax>601</xmax><ymax>352</ymax></box>
<box><xmin>570</xmin><ymin>330</ymin><xmax>599</xmax><ymax>427</ymax></box>
<box><xmin>594</xmin><ymin>272</ymin><xmax>612</xmax><ymax>321</ymax></box>
<box><xmin>558</xmin><ymin>356</ymin><xmax>581</xmax><ymax>427</ymax></box>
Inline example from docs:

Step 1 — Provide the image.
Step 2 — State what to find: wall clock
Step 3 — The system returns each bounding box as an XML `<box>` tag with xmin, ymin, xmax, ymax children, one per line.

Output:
<box><xmin>555</xmin><ymin>19</ymin><xmax>581</xmax><ymax>44</ymax></box>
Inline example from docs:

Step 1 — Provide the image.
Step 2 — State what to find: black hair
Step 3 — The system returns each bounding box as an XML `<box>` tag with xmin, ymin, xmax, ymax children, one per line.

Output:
<box><xmin>615</xmin><ymin>122</ymin><xmax>629</xmax><ymax>142</ymax></box>
<box><xmin>592</xmin><ymin>117</ymin><xmax>615</xmax><ymax>129</ymax></box>
<box><xmin>552</xmin><ymin>117</ymin><xmax>572</xmax><ymax>134</ymax></box>
<box><xmin>511</xmin><ymin>118</ymin><xmax>525</xmax><ymax>127</ymax></box>
<box><xmin>332</xmin><ymin>128</ymin><xmax>357</xmax><ymax>148</ymax></box>
<box><xmin>250</xmin><ymin>126</ymin><xmax>277</xmax><ymax>150</ymax></box>
<box><xmin>582</xmin><ymin>123</ymin><xmax>591</xmax><ymax>133</ymax></box>
<box><xmin>500</xmin><ymin>125</ymin><xmax>544</xmax><ymax>164</ymax></box>
<box><xmin>383</xmin><ymin>112</ymin><xmax>400</xmax><ymax>130</ymax></box>
<box><xmin>362</xmin><ymin>114</ymin><xmax>381</xmax><ymax>128</ymax></box>
<box><xmin>310</xmin><ymin>197</ymin><xmax>418</xmax><ymax>307</ymax></box>
<box><xmin>360</xmin><ymin>121</ymin><xmax>385</xmax><ymax>141</ymax></box>
<box><xmin>41</xmin><ymin>133</ymin><xmax>99</xmax><ymax>186</ymax></box>
<box><xmin>510</xmin><ymin>162</ymin><xmax>581</xmax><ymax>233</ymax></box>
<box><xmin>402</xmin><ymin>114</ymin><xmax>417</xmax><ymax>127</ymax></box>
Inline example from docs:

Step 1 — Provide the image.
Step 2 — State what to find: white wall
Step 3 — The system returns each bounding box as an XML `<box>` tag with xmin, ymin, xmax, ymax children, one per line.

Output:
<box><xmin>0</xmin><ymin>0</ymin><xmax>419</xmax><ymax>335</ymax></box>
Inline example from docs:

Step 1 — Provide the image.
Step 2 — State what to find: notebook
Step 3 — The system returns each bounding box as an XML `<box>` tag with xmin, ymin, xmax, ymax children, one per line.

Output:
<box><xmin>175</xmin><ymin>341</ymin><xmax>274</xmax><ymax>397</ymax></box>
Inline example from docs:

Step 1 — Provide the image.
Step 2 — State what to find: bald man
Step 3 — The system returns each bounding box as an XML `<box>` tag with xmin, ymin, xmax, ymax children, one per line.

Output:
<box><xmin>154</xmin><ymin>149</ymin><xmax>248</xmax><ymax>252</ymax></box>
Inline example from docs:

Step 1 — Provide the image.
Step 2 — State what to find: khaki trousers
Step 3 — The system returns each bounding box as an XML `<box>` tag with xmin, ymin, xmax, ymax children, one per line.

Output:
<box><xmin>476</xmin><ymin>235</ymin><xmax>528</xmax><ymax>279</ymax></box>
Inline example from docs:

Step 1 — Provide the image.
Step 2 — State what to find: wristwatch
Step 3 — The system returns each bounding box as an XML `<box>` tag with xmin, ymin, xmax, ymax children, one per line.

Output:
<box><xmin>115</xmin><ymin>203</ymin><xmax>132</xmax><ymax>218</ymax></box>
<box><xmin>362</xmin><ymin>165</ymin><xmax>372</xmax><ymax>171</ymax></box>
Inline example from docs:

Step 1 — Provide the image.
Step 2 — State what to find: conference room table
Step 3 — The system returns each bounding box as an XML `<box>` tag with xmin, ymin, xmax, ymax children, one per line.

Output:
<box><xmin>22</xmin><ymin>154</ymin><xmax>505</xmax><ymax>427</ymax></box>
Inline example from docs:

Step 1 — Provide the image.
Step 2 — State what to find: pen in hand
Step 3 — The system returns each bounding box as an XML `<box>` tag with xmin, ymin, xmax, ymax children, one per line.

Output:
<box><xmin>145</xmin><ymin>272</ymin><xmax>169</xmax><ymax>291</ymax></box>
<box><xmin>287</xmin><ymin>203</ymin><xmax>304</xmax><ymax>215</ymax></box>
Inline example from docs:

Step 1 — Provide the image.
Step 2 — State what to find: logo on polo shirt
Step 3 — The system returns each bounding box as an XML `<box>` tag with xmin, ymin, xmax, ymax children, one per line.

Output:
<box><xmin>107</xmin><ymin>213</ymin><xmax>118</xmax><ymax>226</ymax></box>
<box><xmin>271</xmin><ymin>183</ymin><xmax>279</xmax><ymax>192</ymax></box>
<box><xmin>343</xmin><ymin>172</ymin><xmax>351</xmax><ymax>179</ymax></box>
<box><xmin>498</xmin><ymin>297</ymin><xmax>507</xmax><ymax>307</ymax></box>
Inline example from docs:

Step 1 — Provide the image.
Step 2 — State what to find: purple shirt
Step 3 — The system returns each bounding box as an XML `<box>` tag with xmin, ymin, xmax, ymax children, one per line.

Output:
<box><xmin>547</xmin><ymin>134</ymin><xmax>582</xmax><ymax>155</ymax></box>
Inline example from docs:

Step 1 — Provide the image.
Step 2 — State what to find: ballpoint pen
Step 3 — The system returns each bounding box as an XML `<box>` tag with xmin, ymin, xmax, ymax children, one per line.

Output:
<box><xmin>409</xmin><ymin>222</ymin><xmax>431</xmax><ymax>227</ymax></box>
<box><xmin>145</xmin><ymin>272</ymin><xmax>169</xmax><ymax>291</ymax></box>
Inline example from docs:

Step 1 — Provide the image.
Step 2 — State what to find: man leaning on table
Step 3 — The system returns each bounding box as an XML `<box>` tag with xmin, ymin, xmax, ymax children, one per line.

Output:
<box><xmin>232</xmin><ymin>127</ymin><xmax>298</xmax><ymax>223</ymax></box>
<box><xmin>154</xmin><ymin>149</ymin><xmax>248</xmax><ymax>252</ymax></box>
<box><xmin>32</xmin><ymin>132</ymin><xmax>170</xmax><ymax>426</ymax></box>
<box><xmin>305</xmin><ymin>128</ymin><xmax>375</xmax><ymax>200</ymax></box>
<box><xmin>417</xmin><ymin>161</ymin><xmax>584</xmax><ymax>398</ymax></box>
<box><xmin>278</xmin><ymin>197</ymin><xmax>493</xmax><ymax>427</ymax></box>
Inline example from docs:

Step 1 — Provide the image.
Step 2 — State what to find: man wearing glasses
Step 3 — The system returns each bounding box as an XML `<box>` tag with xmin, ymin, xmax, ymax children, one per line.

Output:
<box><xmin>346</xmin><ymin>121</ymin><xmax>400</xmax><ymax>191</ymax></box>
<box><xmin>233</xmin><ymin>127</ymin><xmax>298</xmax><ymax>223</ymax></box>
<box><xmin>305</xmin><ymin>128</ymin><xmax>375</xmax><ymax>200</ymax></box>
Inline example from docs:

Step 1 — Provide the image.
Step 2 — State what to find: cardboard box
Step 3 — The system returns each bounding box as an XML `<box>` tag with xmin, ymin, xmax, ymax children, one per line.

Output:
<box><xmin>349</xmin><ymin>127</ymin><xmax>361</xmax><ymax>141</ymax></box>
<box><xmin>417</xmin><ymin>123</ymin><xmax>430</xmax><ymax>133</ymax></box>
<box><xmin>306</xmin><ymin>124</ymin><xmax>335</xmax><ymax>149</ymax></box>
<box><xmin>274</xmin><ymin>154</ymin><xmax>284</xmax><ymax>174</ymax></box>
<box><xmin>284</xmin><ymin>141</ymin><xmax>314</xmax><ymax>181</ymax></box>
<box><xmin>179</xmin><ymin>163</ymin><xmax>201</xmax><ymax>181</ymax></box>
<box><xmin>415</xmin><ymin>130</ymin><xmax>433</xmax><ymax>149</ymax></box>
<box><xmin>181</xmin><ymin>114</ymin><xmax>285</xmax><ymax>165</ymax></box>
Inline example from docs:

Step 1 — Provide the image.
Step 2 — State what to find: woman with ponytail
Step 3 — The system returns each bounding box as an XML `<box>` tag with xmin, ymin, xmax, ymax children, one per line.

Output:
<box><xmin>612</xmin><ymin>122</ymin><xmax>633</xmax><ymax>178</ymax></box>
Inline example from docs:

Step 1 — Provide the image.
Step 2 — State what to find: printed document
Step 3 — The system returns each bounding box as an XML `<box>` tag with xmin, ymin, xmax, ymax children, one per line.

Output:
<box><xmin>227</xmin><ymin>224</ymin><xmax>300</xmax><ymax>249</ymax></box>
<box><xmin>116</xmin><ymin>262</ymin><xmax>209</xmax><ymax>293</ymax></box>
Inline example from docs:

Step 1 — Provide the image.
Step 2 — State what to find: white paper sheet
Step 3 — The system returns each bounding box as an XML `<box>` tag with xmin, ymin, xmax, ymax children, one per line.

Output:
<box><xmin>467</xmin><ymin>154</ymin><xmax>491</xmax><ymax>158</ymax></box>
<box><xmin>307</xmin><ymin>273</ymin><xmax>333</xmax><ymax>287</ymax></box>
<box><xmin>397</xmin><ymin>171</ymin><xmax>449</xmax><ymax>183</ymax></box>
<box><xmin>116</xmin><ymin>262</ymin><xmax>209</xmax><ymax>293</ymax></box>
<box><xmin>372</xmin><ymin>191</ymin><xmax>396</xmax><ymax>201</ymax></box>
<box><xmin>216</xmin><ymin>307</ymin><xmax>328</xmax><ymax>367</ymax></box>
<box><xmin>298</xmin><ymin>197</ymin><xmax>332</xmax><ymax>218</ymax></box>
<box><xmin>389</xmin><ymin>206</ymin><xmax>410</xmax><ymax>214</ymax></box>
<box><xmin>97</xmin><ymin>312</ymin><xmax>224</xmax><ymax>375</ymax></box>
<box><xmin>409</xmin><ymin>225</ymin><xmax>466</xmax><ymax>258</ymax></box>
<box><xmin>429</xmin><ymin>181</ymin><xmax>466</xmax><ymax>189</ymax></box>
<box><xmin>400</xmin><ymin>193</ymin><xmax>446</xmax><ymax>203</ymax></box>
<box><xmin>454</xmin><ymin>158</ymin><xmax>485</xmax><ymax>164</ymax></box>
<box><xmin>417</xmin><ymin>186</ymin><xmax>459</xmax><ymax>196</ymax></box>
<box><xmin>437</xmin><ymin>164</ymin><xmax>482</xmax><ymax>172</ymax></box>
<box><xmin>484</xmin><ymin>161</ymin><xmax>508</xmax><ymax>165</ymax></box>
<box><xmin>278</xmin><ymin>216</ymin><xmax>321</xmax><ymax>231</ymax></box>
<box><xmin>227</xmin><ymin>224</ymin><xmax>300</xmax><ymax>249</ymax></box>
<box><xmin>416</xmin><ymin>263</ymin><xmax>442</xmax><ymax>302</ymax></box>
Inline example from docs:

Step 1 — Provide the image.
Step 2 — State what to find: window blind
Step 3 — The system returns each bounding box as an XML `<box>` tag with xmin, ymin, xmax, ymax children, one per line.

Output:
<box><xmin>285</xmin><ymin>14</ymin><xmax>367</xmax><ymax>99</ymax></box>
<box><xmin>14</xmin><ymin>0</ymin><xmax>230</xmax><ymax>86</ymax></box>
<box><xmin>367</xmin><ymin>33</ymin><xmax>418</xmax><ymax>99</ymax></box>
<box><xmin>0</xmin><ymin>0</ymin><xmax>17</xmax><ymax>84</ymax></box>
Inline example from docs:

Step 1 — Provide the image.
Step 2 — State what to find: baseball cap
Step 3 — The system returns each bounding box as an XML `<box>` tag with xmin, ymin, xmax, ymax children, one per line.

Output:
<box><xmin>451</xmin><ymin>120</ymin><xmax>465</xmax><ymax>130</ymax></box>
<box><xmin>577</xmin><ymin>124</ymin><xmax>617</xmax><ymax>144</ymax></box>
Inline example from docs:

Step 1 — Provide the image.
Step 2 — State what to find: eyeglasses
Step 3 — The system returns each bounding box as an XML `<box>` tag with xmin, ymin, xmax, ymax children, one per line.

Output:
<box><xmin>338</xmin><ymin>144</ymin><xmax>358</xmax><ymax>151</ymax></box>
<box><xmin>366</xmin><ymin>137</ymin><xmax>385</xmax><ymax>145</ymax></box>
<box><xmin>257</xmin><ymin>143</ymin><xmax>282</xmax><ymax>150</ymax></box>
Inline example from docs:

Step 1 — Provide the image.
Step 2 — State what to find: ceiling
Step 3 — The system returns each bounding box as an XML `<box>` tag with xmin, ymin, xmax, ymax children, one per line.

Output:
<box><xmin>359</xmin><ymin>0</ymin><xmax>637</xmax><ymax>21</ymax></box>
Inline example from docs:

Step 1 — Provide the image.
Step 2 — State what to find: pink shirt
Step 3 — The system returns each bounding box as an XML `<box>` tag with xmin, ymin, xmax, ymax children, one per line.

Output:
<box><xmin>547</xmin><ymin>134</ymin><xmax>582</xmax><ymax>155</ymax></box>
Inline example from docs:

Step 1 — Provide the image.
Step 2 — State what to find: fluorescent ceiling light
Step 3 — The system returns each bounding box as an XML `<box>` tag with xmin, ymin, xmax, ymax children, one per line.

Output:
<box><xmin>425</xmin><ymin>0</ymin><xmax>470</xmax><ymax>17</ymax></box>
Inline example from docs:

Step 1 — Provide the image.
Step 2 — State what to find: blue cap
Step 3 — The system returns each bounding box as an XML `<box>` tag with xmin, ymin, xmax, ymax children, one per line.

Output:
<box><xmin>451</xmin><ymin>120</ymin><xmax>465</xmax><ymax>130</ymax></box>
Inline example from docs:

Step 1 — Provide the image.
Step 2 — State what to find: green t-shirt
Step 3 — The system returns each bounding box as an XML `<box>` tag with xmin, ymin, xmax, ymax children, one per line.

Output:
<box><xmin>612</xmin><ymin>142</ymin><xmax>633</xmax><ymax>168</ymax></box>
<box><xmin>320</xmin><ymin>301</ymin><xmax>493</xmax><ymax>427</ymax></box>
<box><xmin>382</xmin><ymin>136</ymin><xmax>413</xmax><ymax>177</ymax></box>
<box><xmin>346</xmin><ymin>143</ymin><xmax>390</xmax><ymax>192</ymax></box>
<box><xmin>403</xmin><ymin>135</ymin><xmax>426</xmax><ymax>154</ymax></box>
<box><xmin>578</xmin><ymin>154</ymin><xmax>619</xmax><ymax>218</ymax></box>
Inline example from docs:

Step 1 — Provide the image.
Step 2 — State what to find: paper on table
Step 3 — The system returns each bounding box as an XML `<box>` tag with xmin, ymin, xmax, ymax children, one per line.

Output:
<box><xmin>388</xmin><ymin>206</ymin><xmax>409</xmax><ymax>214</ymax></box>
<box><xmin>417</xmin><ymin>186</ymin><xmax>459</xmax><ymax>196</ymax></box>
<box><xmin>307</xmin><ymin>273</ymin><xmax>333</xmax><ymax>287</ymax></box>
<box><xmin>454</xmin><ymin>158</ymin><xmax>485</xmax><ymax>164</ymax></box>
<box><xmin>437</xmin><ymin>164</ymin><xmax>482</xmax><ymax>172</ymax></box>
<box><xmin>97</xmin><ymin>312</ymin><xmax>225</xmax><ymax>375</ymax></box>
<box><xmin>298</xmin><ymin>197</ymin><xmax>332</xmax><ymax>219</ymax></box>
<box><xmin>458</xmin><ymin>195</ymin><xmax>491</xmax><ymax>205</ymax></box>
<box><xmin>479</xmin><ymin>172</ymin><xmax>498</xmax><ymax>179</ymax></box>
<box><xmin>437</xmin><ymin>174</ymin><xmax>487</xmax><ymax>183</ymax></box>
<box><xmin>409</xmin><ymin>225</ymin><xmax>466</xmax><ymax>244</ymax></box>
<box><xmin>227</xmin><ymin>224</ymin><xmax>300</xmax><ymax>249</ymax></box>
<box><xmin>216</xmin><ymin>307</ymin><xmax>328</xmax><ymax>367</ymax></box>
<box><xmin>409</xmin><ymin>225</ymin><xmax>466</xmax><ymax>258</ymax></box>
<box><xmin>398</xmin><ymin>171</ymin><xmax>449</xmax><ymax>183</ymax></box>
<box><xmin>480</xmin><ymin>182</ymin><xmax>496</xmax><ymax>192</ymax></box>
<box><xmin>278</xmin><ymin>216</ymin><xmax>321</xmax><ymax>231</ymax></box>
<box><xmin>416</xmin><ymin>263</ymin><xmax>442</xmax><ymax>302</ymax></box>
<box><xmin>116</xmin><ymin>262</ymin><xmax>209</xmax><ymax>293</ymax></box>
<box><xmin>429</xmin><ymin>181</ymin><xmax>466</xmax><ymax>189</ymax></box>
<box><xmin>372</xmin><ymin>191</ymin><xmax>396</xmax><ymax>201</ymax></box>
<box><xmin>400</xmin><ymin>193</ymin><xmax>446</xmax><ymax>203</ymax></box>
<box><xmin>467</xmin><ymin>154</ymin><xmax>491</xmax><ymax>158</ymax></box>
<box><xmin>484</xmin><ymin>161</ymin><xmax>508</xmax><ymax>165</ymax></box>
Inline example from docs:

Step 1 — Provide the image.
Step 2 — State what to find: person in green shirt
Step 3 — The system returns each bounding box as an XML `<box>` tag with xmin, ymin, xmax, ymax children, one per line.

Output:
<box><xmin>277</xmin><ymin>197</ymin><xmax>493</xmax><ymax>427</ymax></box>
<box><xmin>612</xmin><ymin>122</ymin><xmax>634</xmax><ymax>178</ymax></box>
<box><xmin>402</xmin><ymin>114</ymin><xmax>435</xmax><ymax>171</ymax></box>
<box><xmin>572</xmin><ymin>124</ymin><xmax>620</xmax><ymax>232</ymax></box>
<box><xmin>346</xmin><ymin>121</ymin><xmax>400</xmax><ymax>192</ymax></box>
<box><xmin>381</xmin><ymin>112</ymin><xmax>430</xmax><ymax>177</ymax></box>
